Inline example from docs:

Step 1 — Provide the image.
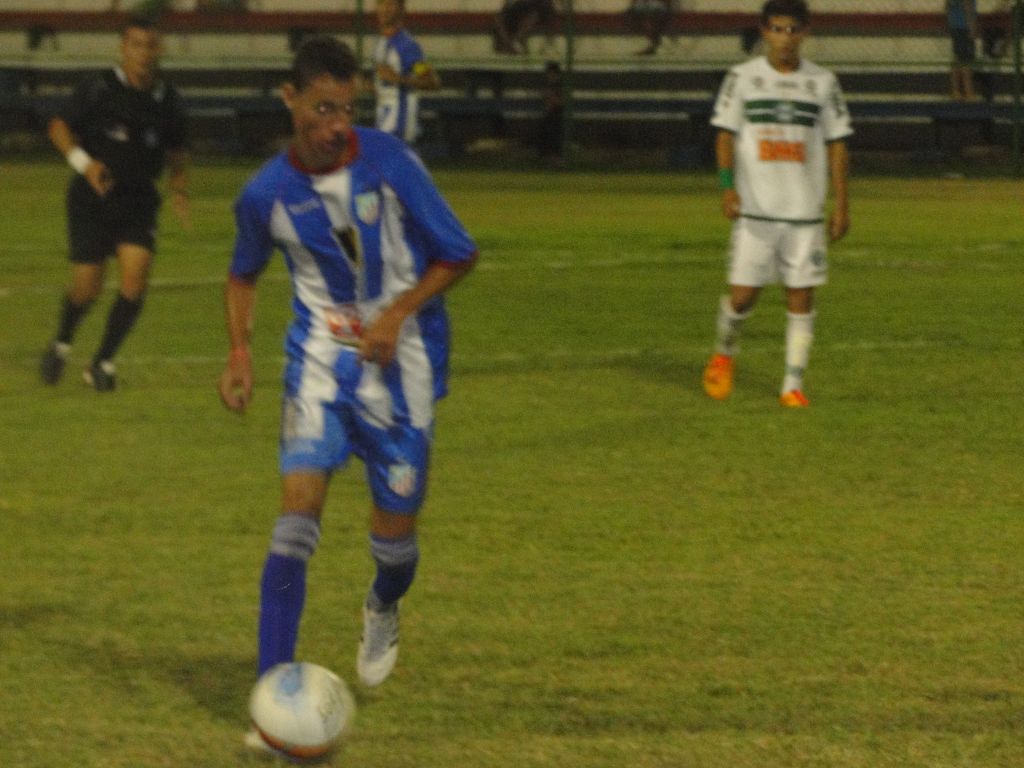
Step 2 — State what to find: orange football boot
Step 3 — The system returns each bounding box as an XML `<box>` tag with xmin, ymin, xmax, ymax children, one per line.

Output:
<box><xmin>702</xmin><ymin>354</ymin><xmax>734</xmax><ymax>400</ymax></box>
<box><xmin>779</xmin><ymin>390</ymin><xmax>810</xmax><ymax>408</ymax></box>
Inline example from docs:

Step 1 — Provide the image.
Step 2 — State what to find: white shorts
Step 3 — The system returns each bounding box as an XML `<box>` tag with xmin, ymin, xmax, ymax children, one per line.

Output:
<box><xmin>727</xmin><ymin>217</ymin><xmax>828</xmax><ymax>288</ymax></box>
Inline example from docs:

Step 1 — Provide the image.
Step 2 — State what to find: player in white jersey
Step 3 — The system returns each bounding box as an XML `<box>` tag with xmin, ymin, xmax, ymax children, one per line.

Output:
<box><xmin>701</xmin><ymin>0</ymin><xmax>851</xmax><ymax>408</ymax></box>
<box><xmin>217</xmin><ymin>36</ymin><xmax>476</xmax><ymax>755</ymax></box>
<box><xmin>373</xmin><ymin>0</ymin><xmax>440</xmax><ymax>144</ymax></box>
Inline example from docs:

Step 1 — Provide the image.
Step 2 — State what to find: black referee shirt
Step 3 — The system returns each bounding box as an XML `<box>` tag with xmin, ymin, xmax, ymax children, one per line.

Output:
<box><xmin>60</xmin><ymin>67</ymin><xmax>188</xmax><ymax>189</ymax></box>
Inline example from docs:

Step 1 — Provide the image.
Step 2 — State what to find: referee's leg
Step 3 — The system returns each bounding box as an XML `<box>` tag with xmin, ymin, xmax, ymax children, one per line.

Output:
<box><xmin>91</xmin><ymin>243</ymin><xmax>152</xmax><ymax>372</ymax></box>
<box><xmin>40</xmin><ymin>261</ymin><xmax>104</xmax><ymax>386</ymax></box>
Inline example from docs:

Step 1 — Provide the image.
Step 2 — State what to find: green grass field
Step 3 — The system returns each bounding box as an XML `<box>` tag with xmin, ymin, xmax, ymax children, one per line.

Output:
<box><xmin>0</xmin><ymin>160</ymin><xmax>1021</xmax><ymax>768</ymax></box>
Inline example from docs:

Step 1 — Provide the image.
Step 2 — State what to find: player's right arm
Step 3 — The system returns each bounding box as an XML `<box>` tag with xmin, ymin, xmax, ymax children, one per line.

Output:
<box><xmin>716</xmin><ymin>130</ymin><xmax>741</xmax><ymax>220</ymax></box>
<box><xmin>47</xmin><ymin>116</ymin><xmax>113</xmax><ymax>197</ymax></box>
<box><xmin>710</xmin><ymin>67</ymin><xmax>743</xmax><ymax>220</ymax></box>
<box><xmin>219</xmin><ymin>180</ymin><xmax>275</xmax><ymax>414</ymax></box>
<box><xmin>219</xmin><ymin>275</ymin><xmax>257</xmax><ymax>413</ymax></box>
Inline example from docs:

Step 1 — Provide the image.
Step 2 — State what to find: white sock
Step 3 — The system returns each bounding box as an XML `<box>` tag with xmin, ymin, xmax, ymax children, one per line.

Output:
<box><xmin>782</xmin><ymin>311</ymin><xmax>815</xmax><ymax>394</ymax></box>
<box><xmin>714</xmin><ymin>295</ymin><xmax>751</xmax><ymax>356</ymax></box>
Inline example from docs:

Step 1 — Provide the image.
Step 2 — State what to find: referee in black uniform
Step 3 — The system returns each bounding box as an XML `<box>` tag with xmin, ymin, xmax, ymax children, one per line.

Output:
<box><xmin>40</xmin><ymin>15</ymin><xmax>190</xmax><ymax>391</ymax></box>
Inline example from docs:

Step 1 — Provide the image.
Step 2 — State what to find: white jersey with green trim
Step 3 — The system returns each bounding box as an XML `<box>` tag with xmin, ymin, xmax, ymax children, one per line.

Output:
<box><xmin>711</xmin><ymin>56</ymin><xmax>853</xmax><ymax>223</ymax></box>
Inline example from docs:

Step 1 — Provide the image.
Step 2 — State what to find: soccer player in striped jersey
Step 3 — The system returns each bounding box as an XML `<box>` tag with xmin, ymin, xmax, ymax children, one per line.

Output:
<box><xmin>702</xmin><ymin>0</ymin><xmax>851</xmax><ymax>407</ymax></box>
<box><xmin>217</xmin><ymin>37</ymin><xmax>475</xmax><ymax>752</ymax></box>
<box><xmin>372</xmin><ymin>0</ymin><xmax>440</xmax><ymax>144</ymax></box>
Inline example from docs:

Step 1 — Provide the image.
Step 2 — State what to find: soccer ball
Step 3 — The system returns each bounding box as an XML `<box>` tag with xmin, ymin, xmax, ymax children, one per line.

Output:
<box><xmin>248</xmin><ymin>662</ymin><xmax>355</xmax><ymax>758</ymax></box>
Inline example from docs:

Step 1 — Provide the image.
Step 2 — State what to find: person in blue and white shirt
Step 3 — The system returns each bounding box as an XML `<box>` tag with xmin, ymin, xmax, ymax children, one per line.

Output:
<box><xmin>373</xmin><ymin>0</ymin><xmax>440</xmax><ymax>144</ymax></box>
<box><xmin>218</xmin><ymin>36</ymin><xmax>476</xmax><ymax>755</ymax></box>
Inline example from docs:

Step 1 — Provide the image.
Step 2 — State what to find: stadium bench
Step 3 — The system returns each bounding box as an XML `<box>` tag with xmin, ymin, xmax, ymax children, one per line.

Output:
<box><xmin>0</xmin><ymin>10</ymin><xmax>1019</xmax><ymax>159</ymax></box>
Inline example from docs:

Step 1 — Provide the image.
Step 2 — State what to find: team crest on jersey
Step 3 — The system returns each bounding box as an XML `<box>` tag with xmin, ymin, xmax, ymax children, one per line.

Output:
<box><xmin>355</xmin><ymin>192</ymin><xmax>381</xmax><ymax>225</ymax></box>
<box><xmin>387</xmin><ymin>461</ymin><xmax>418</xmax><ymax>498</ymax></box>
<box><xmin>774</xmin><ymin>101</ymin><xmax>796</xmax><ymax>123</ymax></box>
<box><xmin>143</xmin><ymin>127</ymin><xmax>159</xmax><ymax>148</ymax></box>
<box><xmin>105</xmin><ymin>124</ymin><xmax>130</xmax><ymax>143</ymax></box>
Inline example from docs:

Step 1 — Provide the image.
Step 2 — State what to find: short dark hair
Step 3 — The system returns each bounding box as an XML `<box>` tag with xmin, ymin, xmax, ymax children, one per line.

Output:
<box><xmin>123</xmin><ymin>14</ymin><xmax>159</xmax><ymax>36</ymax></box>
<box><xmin>289</xmin><ymin>35</ymin><xmax>359</xmax><ymax>91</ymax></box>
<box><xmin>761</xmin><ymin>0</ymin><xmax>809</xmax><ymax>26</ymax></box>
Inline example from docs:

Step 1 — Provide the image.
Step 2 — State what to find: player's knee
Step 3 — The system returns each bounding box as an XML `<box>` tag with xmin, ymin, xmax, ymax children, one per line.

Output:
<box><xmin>118</xmin><ymin>271</ymin><xmax>149</xmax><ymax>301</ymax></box>
<box><xmin>119</xmin><ymin>284</ymin><xmax>147</xmax><ymax>303</ymax></box>
<box><xmin>269</xmin><ymin>513</ymin><xmax>321</xmax><ymax>562</ymax></box>
<box><xmin>728</xmin><ymin>287</ymin><xmax>760</xmax><ymax>314</ymax></box>
<box><xmin>69</xmin><ymin>279</ymin><xmax>103</xmax><ymax>305</ymax></box>
<box><xmin>281</xmin><ymin>474</ymin><xmax>328</xmax><ymax>515</ymax></box>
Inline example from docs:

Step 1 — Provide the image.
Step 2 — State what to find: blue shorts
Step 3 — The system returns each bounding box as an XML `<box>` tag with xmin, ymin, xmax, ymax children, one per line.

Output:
<box><xmin>279</xmin><ymin>351</ymin><xmax>432</xmax><ymax>515</ymax></box>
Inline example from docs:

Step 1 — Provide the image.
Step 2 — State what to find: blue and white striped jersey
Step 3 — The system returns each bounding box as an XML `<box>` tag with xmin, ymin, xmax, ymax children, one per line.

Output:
<box><xmin>230</xmin><ymin>127</ymin><xmax>477</xmax><ymax>405</ymax></box>
<box><xmin>374</xmin><ymin>29</ymin><xmax>428</xmax><ymax>143</ymax></box>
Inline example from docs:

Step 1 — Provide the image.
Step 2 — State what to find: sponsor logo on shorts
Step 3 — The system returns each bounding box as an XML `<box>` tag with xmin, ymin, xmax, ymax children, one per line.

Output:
<box><xmin>811</xmin><ymin>250</ymin><xmax>826</xmax><ymax>267</ymax></box>
<box><xmin>387</xmin><ymin>462</ymin><xmax>417</xmax><ymax>498</ymax></box>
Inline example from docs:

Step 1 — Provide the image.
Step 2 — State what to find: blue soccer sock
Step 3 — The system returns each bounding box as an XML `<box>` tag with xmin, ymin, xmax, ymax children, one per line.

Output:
<box><xmin>257</xmin><ymin>514</ymin><xmax>321</xmax><ymax>676</ymax></box>
<box><xmin>368</xmin><ymin>533</ymin><xmax>419</xmax><ymax>609</ymax></box>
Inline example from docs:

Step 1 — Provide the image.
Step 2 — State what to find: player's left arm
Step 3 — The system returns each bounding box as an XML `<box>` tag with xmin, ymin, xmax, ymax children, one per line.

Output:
<box><xmin>361</xmin><ymin>257</ymin><xmax>475</xmax><ymax>367</ymax></box>
<box><xmin>165</xmin><ymin>147</ymin><xmax>192</xmax><ymax>230</ymax></box>
<box><xmin>827</xmin><ymin>139</ymin><xmax>850</xmax><ymax>243</ymax></box>
<box><xmin>362</xmin><ymin>138</ymin><xmax>478</xmax><ymax>367</ymax></box>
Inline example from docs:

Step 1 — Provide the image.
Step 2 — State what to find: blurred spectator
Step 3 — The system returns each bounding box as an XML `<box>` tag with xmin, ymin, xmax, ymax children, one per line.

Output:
<box><xmin>531</xmin><ymin>60</ymin><xmax>564</xmax><ymax>163</ymax></box>
<box><xmin>980</xmin><ymin>0</ymin><xmax>1012</xmax><ymax>59</ymax></box>
<box><xmin>494</xmin><ymin>0</ymin><xmax>560</xmax><ymax>55</ymax></box>
<box><xmin>627</xmin><ymin>0</ymin><xmax>678</xmax><ymax>56</ymax></box>
<box><xmin>740</xmin><ymin>25</ymin><xmax>762</xmax><ymax>55</ymax></box>
<box><xmin>946</xmin><ymin>0</ymin><xmax>978</xmax><ymax>100</ymax></box>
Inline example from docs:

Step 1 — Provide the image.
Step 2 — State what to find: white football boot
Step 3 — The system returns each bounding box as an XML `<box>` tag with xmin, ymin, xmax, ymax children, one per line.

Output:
<box><xmin>357</xmin><ymin>602</ymin><xmax>400</xmax><ymax>687</ymax></box>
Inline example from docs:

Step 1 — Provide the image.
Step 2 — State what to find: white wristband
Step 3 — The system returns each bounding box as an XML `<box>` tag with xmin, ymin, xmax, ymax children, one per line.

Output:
<box><xmin>67</xmin><ymin>147</ymin><xmax>92</xmax><ymax>175</ymax></box>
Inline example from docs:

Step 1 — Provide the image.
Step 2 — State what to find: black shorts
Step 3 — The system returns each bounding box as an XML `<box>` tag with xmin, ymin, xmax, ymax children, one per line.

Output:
<box><xmin>67</xmin><ymin>175</ymin><xmax>160</xmax><ymax>264</ymax></box>
<box><xmin>501</xmin><ymin>0</ymin><xmax>555</xmax><ymax>30</ymax></box>
<box><xmin>951</xmin><ymin>29</ymin><xmax>976</xmax><ymax>65</ymax></box>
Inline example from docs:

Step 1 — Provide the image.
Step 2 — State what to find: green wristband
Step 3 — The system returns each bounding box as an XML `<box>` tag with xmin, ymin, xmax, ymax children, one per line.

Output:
<box><xmin>718</xmin><ymin>168</ymin><xmax>735</xmax><ymax>190</ymax></box>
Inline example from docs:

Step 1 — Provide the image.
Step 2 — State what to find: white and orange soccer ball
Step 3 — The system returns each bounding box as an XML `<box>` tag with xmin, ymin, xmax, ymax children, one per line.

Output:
<box><xmin>248</xmin><ymin>662</ymin><xmax>355</xmax><ymax>759</ymax></box>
